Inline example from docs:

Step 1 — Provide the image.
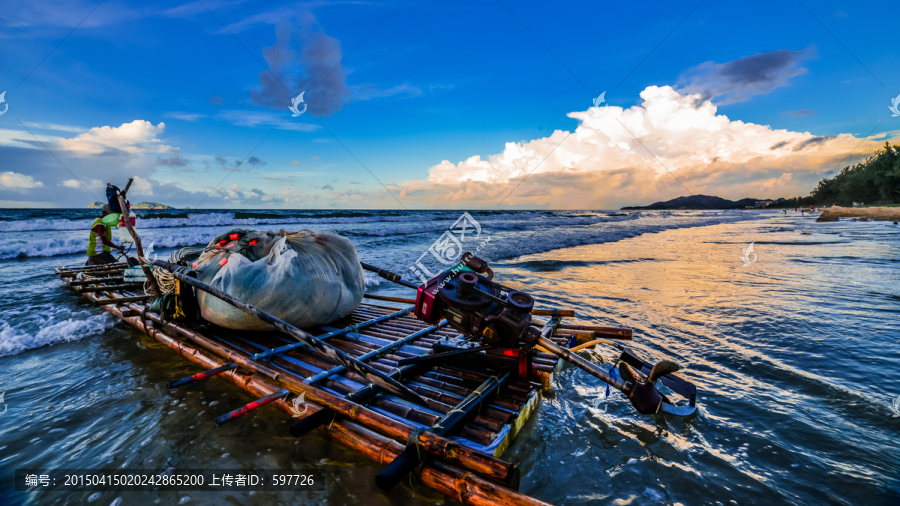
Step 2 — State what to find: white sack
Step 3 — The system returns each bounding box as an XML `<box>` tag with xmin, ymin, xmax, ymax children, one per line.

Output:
<box><xmin>192</xmin><ymin>229</ymin><xmax>365</xmax><ymax>331</ymax></box>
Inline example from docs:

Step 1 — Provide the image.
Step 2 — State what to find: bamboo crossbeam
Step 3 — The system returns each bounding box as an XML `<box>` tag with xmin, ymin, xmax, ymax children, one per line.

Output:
<box><xmin>304</xmin><ymin>320</ymin><xmax>449</xmax><ymax>385</ymax></box>
<box><xmin>376</xmin><ymin>371</ymin><xmax>513</xmax><ymax>491</ymax></box>
<box><xmin>168</xmin><ymin>362</ymin><xmax>238</xmax><ymax>389</ymax></box>
<box><xmin>215</xmin><ymin>389</ymin><xmax>289</xmax><ymax>427</ymax></box>
<box><xmin>56</xmin><ymin>263</ymin><xmax>127</xmax><ymax>274</ymax></box>
<box><xmin>58</xmin><ymin>268</ymin><xmax>126</xmax><ymax>278</ymax></box>
<box><xmin>253</xmin><ymin>308</ymin><xmax>414</xmax><ymax>361</ymax></box>
<box><xmin>76</xmin><ymin>284</ymin><xmax>137</xmax><ymax>293</ymax></box>
<box><xmin>68</xmin><ymin>277</ymin><xmax>125</xmax><ymax>286</ymax></box>
<box><xmin>292</xmin><ymin>348</ymin><xmax>448</xmax><ymax>440</ymax></box>
<box><xmin>95</xmin><ymin>295</ymin><xmax>152</xmax><ymax>305</ymax></box>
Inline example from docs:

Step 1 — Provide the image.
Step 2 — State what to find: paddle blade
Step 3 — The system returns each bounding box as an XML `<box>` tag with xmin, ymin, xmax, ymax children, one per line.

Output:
<box><xmin>659</xmin><ymin>401</ymin><xmax>698</xmax><ymax>417</ymax></box>
<box><xmin>649</xmin><ymin>360</ymin><xmax>680</xmax><ymax>383</ymax></box>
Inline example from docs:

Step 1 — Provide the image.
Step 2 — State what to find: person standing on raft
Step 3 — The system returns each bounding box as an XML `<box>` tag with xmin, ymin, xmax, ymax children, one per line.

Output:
<box><xmin>86</xmin><ymin>205</ymin><xmax>126</xmax><ymax>266</ymax></box>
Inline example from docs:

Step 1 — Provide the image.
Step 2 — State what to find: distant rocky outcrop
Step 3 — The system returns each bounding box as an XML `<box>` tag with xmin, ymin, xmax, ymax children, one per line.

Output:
<box><xmin>132</xmin><ymin>202</ymin><xmax>174</xmax><ymax>209</ymax></box>
<box><xmin>621</xmin><ymin>195</ymin><xmax>761</xmax><ymax>210</ymax></box>
<box><xmin>87</xmin><ymin>202</ymin><xmax>105</xmax><ymax>209</ymax></box>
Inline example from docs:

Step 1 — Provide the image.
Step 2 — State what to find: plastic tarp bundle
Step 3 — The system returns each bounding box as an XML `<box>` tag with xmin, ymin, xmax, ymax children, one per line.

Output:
<box><xmin>188</xmin><ymin>228</ymin><xmax>365</xmax><ymax>331</ymax></box>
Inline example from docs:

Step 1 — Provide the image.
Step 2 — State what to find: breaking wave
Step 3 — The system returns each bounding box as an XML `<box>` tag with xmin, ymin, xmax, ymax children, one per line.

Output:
<box><xmin>0</xmin><ymin>212</ymin><xmax>433</xmax><ymax>232</ymax></box>
<box><xmin>0</xmin><ymin>211</ymin><xmax>752</xmax><ymax>260</ymax></box>
<box><xmin>0</xmin><ymin>309</ymin><xmax>117</xmax><ymax>357</ymax></box>
<box><xmin>0</xmin><ymin>210</ymin><xmax>640</xmax><ymax>233</ymax></box>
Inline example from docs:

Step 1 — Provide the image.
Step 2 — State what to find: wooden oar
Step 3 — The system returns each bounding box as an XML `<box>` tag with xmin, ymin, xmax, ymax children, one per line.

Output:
<box><xmin>116</xmin><ymin>187</ymin><xmax>161</xmax><ymax>297</ymax></box>
<box><xmin>150</xmin><ymin>259</ymin><xmax>429</xmax><ymax>407</ymax></box>
<box><xmin>534</xmin><ymin>321</ymin><xmax>696</xmax><ymax>417</ymax></box>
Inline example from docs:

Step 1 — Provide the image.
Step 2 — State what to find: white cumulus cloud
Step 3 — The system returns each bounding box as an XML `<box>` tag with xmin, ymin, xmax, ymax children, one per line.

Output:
<box><xmin>0</xmin><ymin>172</ymin><xmax>44</xmax><ymax>190</ymax></box>
<box><xmin>58</xmin><ymin>120</ymin><xmax>178</xmax><ymax>154</ymax></box>
<box><xmin>403</xmin><ymin>85</ymin><xmax>895</xmax><ymax>209</ymax></box>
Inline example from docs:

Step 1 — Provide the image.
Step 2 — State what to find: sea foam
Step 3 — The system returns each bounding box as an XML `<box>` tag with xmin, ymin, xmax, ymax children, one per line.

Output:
<box><xmin>0</xmin><ymin>310</ymin><xmax>117</xmax><ymax>357</ymax></box>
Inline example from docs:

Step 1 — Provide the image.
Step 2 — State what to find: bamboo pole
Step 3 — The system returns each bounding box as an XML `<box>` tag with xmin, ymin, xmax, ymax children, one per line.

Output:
<box><xmin>363</xmin><ymin>293</ymin><xmax>418</xmax><ymax>304</ymax></box>
<box><xmin>530</xmin><ymin>321</ymin><xmax>632</xmax><ymax>340</ymax></box>
<box><xmin>531</xmin><ymin>309</ymin><xmax>574</xmax><ymax>317</ymax></box>
<box><xmin>119</xmin><ymin>194</ymin><xmax>162</xmax><ymax>297</ymax></box>
<box><xmin>360</xmin><ymin>263</ymin><xmax>419</xmax><ymax>289</ymax></box>
<box><xmin>536</xmin><ymin>336</ymin><xmax>628</xmax><ymax>391</ymax></box>
<box><xmin>116</xmin><ymin>192</ymin><xmax>161</xmax><ymax>298</ymax></box>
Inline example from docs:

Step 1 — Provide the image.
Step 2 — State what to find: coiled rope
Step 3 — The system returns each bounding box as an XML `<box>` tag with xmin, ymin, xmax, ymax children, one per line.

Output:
<box><xmin>145</xmin><ymin>250</ymin><xmax>187</xmax><ymax>295</ymax></box>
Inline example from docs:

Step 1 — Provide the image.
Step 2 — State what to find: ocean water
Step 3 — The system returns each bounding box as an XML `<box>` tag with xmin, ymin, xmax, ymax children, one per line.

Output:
<box><xmin>0</xmin><ymin>208</ymin><xmax>897</xmax><ymax>505</ymax></box>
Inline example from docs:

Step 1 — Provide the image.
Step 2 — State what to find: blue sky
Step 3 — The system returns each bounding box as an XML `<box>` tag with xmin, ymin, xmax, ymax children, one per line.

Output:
<box><xmin>1</xmin><ymin>0</ymin><xmax>898</xmax><ymax>208</ymax></box>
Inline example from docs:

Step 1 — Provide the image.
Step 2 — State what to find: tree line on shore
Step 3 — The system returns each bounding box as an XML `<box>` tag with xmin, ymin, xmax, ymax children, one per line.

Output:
<box><xmin>777</xmin><ymin>142</ymin><xmax>899</xmax><ymax>208</ymax></box>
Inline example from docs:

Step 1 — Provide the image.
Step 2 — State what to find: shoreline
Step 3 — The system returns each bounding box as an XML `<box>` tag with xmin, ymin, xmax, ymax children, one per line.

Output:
<box><xmin>816</xmin><ymin>205</ymin><xmax>900</xmax><ymax>222</ymax></box>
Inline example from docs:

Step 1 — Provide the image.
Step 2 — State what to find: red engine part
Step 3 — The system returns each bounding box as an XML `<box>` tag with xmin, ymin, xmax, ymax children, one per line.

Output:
<box><xmin>413</xmin><ymin>275</ymin><xmax>442</xmax><ymax>324</ymax></box>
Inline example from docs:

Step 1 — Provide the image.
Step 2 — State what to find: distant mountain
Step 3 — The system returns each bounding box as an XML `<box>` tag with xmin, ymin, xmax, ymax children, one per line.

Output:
<box><xmin>621</xmin><ymin>195</ymin><xmax>762</xmax><ymax>210</ymax></box>
<box><xmin>132</xmin><ymin>202</ymin><xmax>174</xmax><ymax>209</ymax></box>
<box><xmin>86</xmin><ymin>201</ymin><xmax>105</xmax><ymax>209</ymax></box>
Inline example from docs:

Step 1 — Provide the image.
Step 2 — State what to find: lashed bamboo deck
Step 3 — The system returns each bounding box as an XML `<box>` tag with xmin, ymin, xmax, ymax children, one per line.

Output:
<box><xmin>53</xmin><ymin>261</ymin><xmax>582</xmax><ymax>506</ymax></box>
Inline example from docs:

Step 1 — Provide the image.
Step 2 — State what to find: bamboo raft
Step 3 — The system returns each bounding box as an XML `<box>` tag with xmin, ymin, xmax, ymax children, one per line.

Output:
<box><xmin>53</xmin><ymin>261</ymin><xmax>628</xmax><ymax>505</ymax></box>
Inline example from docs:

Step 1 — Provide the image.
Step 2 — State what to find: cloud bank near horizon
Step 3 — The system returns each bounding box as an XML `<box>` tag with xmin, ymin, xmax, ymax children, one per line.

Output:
<box><xmin>393</xmin><ymin>85</ymin><xmax>895</xmax><ymax>209</ymax></box>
